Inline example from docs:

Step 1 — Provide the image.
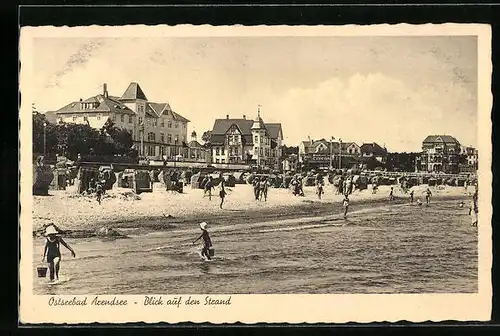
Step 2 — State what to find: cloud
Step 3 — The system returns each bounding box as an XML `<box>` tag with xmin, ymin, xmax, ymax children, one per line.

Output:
<box><xmin>45</xmin><ymin>39</ymin><xmax>106</xmax><ymax>88</ymax></box>
<box><xmin>266</xmin><ymin>73</ymin><xmax>476</xmax><ymax>152</ymax></box>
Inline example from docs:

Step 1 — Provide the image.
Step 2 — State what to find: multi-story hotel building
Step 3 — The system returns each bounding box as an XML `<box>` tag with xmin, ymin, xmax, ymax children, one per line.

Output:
<box><xmin>208</xmin><ymin>110</ymin><xmax>283</xmax><ymax>169</ymax></box>
<box><xmin>419</xmin><ymin>135</ymin><xmax>461</xmax><ymax>173</ymax></box>
<box><xmin>53</xmin><ymin>82</ymin><xmax>190</xmax><ymax>159</ymax></box>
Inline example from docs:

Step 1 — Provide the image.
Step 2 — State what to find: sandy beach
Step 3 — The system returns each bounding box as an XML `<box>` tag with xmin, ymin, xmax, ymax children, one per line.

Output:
<box><xmin>32</xmin><ymin>182</ymin><xmax>473</xmax><ymax>235</ymax></box>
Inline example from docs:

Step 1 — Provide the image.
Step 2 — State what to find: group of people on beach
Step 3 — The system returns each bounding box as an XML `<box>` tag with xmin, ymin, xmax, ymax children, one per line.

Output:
<box><xmin>202</xmin><ymin>175</ymin><xmax>228</xmax><ymax>209</ymax></box>
<box><xmin>252</xmin><ymin>176</ymin><xmax>270</xmax><ymax>202</ymax></box>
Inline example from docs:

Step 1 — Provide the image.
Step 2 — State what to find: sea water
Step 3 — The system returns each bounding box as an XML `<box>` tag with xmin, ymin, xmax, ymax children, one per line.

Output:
<box><xmin>33</xmin><ymin>199</ymin><xmax>477</xmax><ymax>294</ymax></box>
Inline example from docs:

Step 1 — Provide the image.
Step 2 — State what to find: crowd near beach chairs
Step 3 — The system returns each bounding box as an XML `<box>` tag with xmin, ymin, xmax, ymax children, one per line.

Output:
<box><xmin>34</xmin><ymin>155</ymin><xmax>477</xmax><ymax>205</ymax></box>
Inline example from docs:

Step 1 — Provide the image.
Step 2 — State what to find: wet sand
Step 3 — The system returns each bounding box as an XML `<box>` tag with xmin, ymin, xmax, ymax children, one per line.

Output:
<box><xmin>32</xmin><ymin>183</ymin><xmax>473</xmax><ymax>238</ymax></box>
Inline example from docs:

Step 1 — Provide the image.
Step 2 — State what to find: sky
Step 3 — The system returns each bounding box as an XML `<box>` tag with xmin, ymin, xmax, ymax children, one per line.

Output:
<box><xmin>31</xmin><ymin>35</ymin><xmax>478</xmax><ymax>152</ymax></box>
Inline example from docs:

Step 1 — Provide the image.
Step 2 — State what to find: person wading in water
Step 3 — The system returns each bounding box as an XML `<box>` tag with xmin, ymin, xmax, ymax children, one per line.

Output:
<box><xmin>192</xmin><ymin>222</ymin><xmax>213</xmax><ymax>260</ymax></box>
<box><xmin>42</xmin><ymin>225</ymin><xmax>76</xmax><ymax>282</ymax></box>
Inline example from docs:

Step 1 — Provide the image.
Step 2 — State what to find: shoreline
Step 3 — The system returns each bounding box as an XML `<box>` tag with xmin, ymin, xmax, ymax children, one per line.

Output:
<box><xmin>32</xmin><ymin>183</ymin><xmax>471</xmax><ymax>239</ymax></box>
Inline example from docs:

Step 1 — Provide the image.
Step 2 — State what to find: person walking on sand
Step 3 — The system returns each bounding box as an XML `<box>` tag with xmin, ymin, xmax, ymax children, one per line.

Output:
<box><xmin>204</xmin><ymin>176</ymin><xmax>214</xmax><ymax>201</ymax></box>
<box><xmin>259</xmin><ymin>177</ymin><xmax>269</xmax><ymax>202</ymax></box>
<box><xmin>96</xmin><ymin>181</ymin><xmax>104</xmax><ymax>205</ymax></box>
<box><xmin>342</xmin><ymin>195</ymin><xmax>350</xmax><ymax>219</ymax></box>
<box><xmin>389</xmin><ymin>187</ymin><xmax>394</xmax><ymax>201</ymax></box>
<box><xmin>425</xmin><ymin>188</ymin><xmax>432</xmax><ymax>205</ymax></box>
<box><xmin>42</xmin><ymin>225</ymin><xmax>76</xmax><ymax>282</ymax></box>
<box><xmin>464</xmin><ymin>179</ymin><xmax>468</xmax><ymax>192</ymax></box>
<box><xmin>218</xmin><ymin>176</ymin><xmax>226</xmax><ymax>209</ymax></box>
<box><xmin>253</xmin><ymin>176</ymin><xmax>261</xmax><ymax>200</ymax></box>
<box><xmin>372</xmin><ymin>182</ymin><xmax>378</xmax><ymax>194</ymax></box>
<box><xmin>193</xmin><ymin>222</ymin><xmax>213</xmax><ymax>260</ymax></box>
<box><xmin>409</xmin><ymin>189</ymin><xmax>414</xmax><ymax>203</ymax></box>
<box><xmin>316</xmin><ymin>180</ymin><xmax>324</xmax><ymax>200</ymax></box>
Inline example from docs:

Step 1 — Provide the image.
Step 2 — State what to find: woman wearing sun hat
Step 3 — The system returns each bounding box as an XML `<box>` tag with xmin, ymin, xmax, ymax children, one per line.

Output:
<box><xmin>42</xmin><ymin>224</ymin><xmax>76</xmax><ymax>281</ymax></box>
<box><xmin>192</xmin><ymin>222</ymin><xmax>214</xmax><ymax>260</ymax></box>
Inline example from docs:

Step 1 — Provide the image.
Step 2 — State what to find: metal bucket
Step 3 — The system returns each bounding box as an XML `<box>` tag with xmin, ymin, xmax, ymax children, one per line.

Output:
<box><xmin>37</xmin><ymin>266</ymin><xmax>48</xmax><ymax>278</ymax></box>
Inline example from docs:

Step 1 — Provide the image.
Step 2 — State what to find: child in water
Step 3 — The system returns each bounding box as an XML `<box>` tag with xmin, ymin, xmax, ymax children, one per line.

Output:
<box><xmin>193</xmin><ymin>222</ymin><xmax>214</xmax><ymax>260</ymax></box>
<box><xmin>42</xmin><ymin>225</ymin><xmax>76</xmax><ymax>282</ymax></box>
<box><xmin>342</xmin><ymin>195</ymin><xmax>349</xmax><ymax>219</ymax></box>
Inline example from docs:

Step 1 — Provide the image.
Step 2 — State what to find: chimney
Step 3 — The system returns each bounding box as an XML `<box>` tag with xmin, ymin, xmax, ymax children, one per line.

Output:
<box><xmin>226</xmin><ymin>114</ymin><xmax>229</xmax><ymax>120</ymax></box>
<box><xmin>243</xmin><ymin>115</ymin><xmax>246</xmax><ymax>119</ymax></box>
<box><xmin>103</xmin><ymin>83</ymin><xmax>108</xmax><ymax>97</ymax></box>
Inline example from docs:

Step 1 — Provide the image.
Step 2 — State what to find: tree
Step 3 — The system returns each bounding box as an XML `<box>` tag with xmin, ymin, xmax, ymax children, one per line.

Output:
<box><xmin>101</xmin><ymin>119</ymin><xmax>134</xmax><ymax>155</ymax></box>
<box><xmin>283</xmin><ymin>145</ymin><xmax>299</xmax><ymax>155</ymax></box>
<box><xmin>201</xmin><ymin>130</ymin><xmax>212</xmax><ymax>144</ymax></box>
<box><xmin>32</xmin><ymin>112</ymin><xmax>58</xmax><ymax>157</ymax></box>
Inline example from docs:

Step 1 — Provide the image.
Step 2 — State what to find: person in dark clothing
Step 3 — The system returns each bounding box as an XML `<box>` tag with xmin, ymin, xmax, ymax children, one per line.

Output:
<box><xmin>409</xmin><ymin>189</ymin><xmax>414</xmax><ymax>203</ymax></box>
<box><xmin>192</xmin><ymin>222</ymin><xmax>213</xmax><ymax>260</ymax></box>
<box><xmin>253</xmin><ymin>177</ymin><xmax>261</xmax><ymax>200</ymax></box>
<box><xmin>42</xmin><ymin>225</ymin><xmax>76</xmax><ymax>281</ymax></box>
<box><xmin>389</xmin><ymin>187</ymin><xmax>394</xmax><ymax>201</ymax></box>
<box><xmin>425</xmin><ymin>188</ymin><xmax>432</xmax><ymax>205</ymax></box>
<box><xmin>218</xmin><ymin>176</ymin><xmax>226</xmax><ymax>209</ymax></box>
<box><xmin>204</xmin><ymin>176</ymin><xmax>214</xmax><ymax>201</ymax></box>
<box><xmin>316</xmin><ymin>180</ymin><xmax>324</xmax><ymax>199</ymax></box>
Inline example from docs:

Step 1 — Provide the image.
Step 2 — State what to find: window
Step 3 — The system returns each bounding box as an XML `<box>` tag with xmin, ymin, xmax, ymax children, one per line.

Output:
<box><xmin>83</xmin><ymin>116</ymin><xmax>88</xmax><ymax>122</ymax></box>
<box><xmin>167</xmin><ymin>134</ymin><xmax>172</xmax><ymax>143</ymax></box>
<box><xmin>72</xmin><ymin>116</ymin><xmax>77</xmax><ymax>122</ymax></box>
<box><xmin>129</xmin><ymin>115</ymin><xmax>133</xmax><ymax>123</ymax></box>
<box><xmin>260</xmin><ymin>148</ymin><xmax>263</xmax><ymax>156</ymax></box>
<box><xmin>168</xmin><ymin>121</ymin><xmax>172</xmax><ymax>128</ymax></box>
<box><xmin>254</xmin><ymin>135</ymin><xmax>258</xmax><ymax>143</ymax></box>
<box><xmin>97</xmin><ymin>114</ymin><xmax>101</xmax><ymax>120</ymax></box>
<box><xmin>139</xmin><ymin>117</ymin><xmax>143</xmax><ymax>125</ymax></box>
<box><xmin>148</xmin><ymin>132</ymin><xmax>156</xmax><ymax>142</ymax></box>
<box><xmin>161</xmin><ymin>119</ymin><xmax>165</xmax><ymax>127</ymax></box>
<box><xmin>216</xmin><ymin>148</ymin><xmax>220</xmax><ymax>155</ymax></box>
<box><xmin>175</xmin><ymin>122</ymin><xmax>179</xmax><ymax>128</ymax></box>
<box><xmin>221</xmin><ymin>159</ymin><xmax>225</xmax><ymax>163</ymax></box>
<box><xmin>153</xmin><ymin>119</ymin><xmax>158</xmax><ymax>127</ymax></box>
<box><xmin>120</xmin><ymin>114</ymin><xmax>124</xmax><ymax>122</ymax></box>
<box><xmin>221</xmin><ymin>147</ymin><xmax>225</xmax><ymax>155</ymax></box>
<box><xmin>254</xmin><ymin>147</ymin><xmax>258</xmax><ymax>155</ymax></box>
<box><xmin>216</xmin><ymin>159</ymin><xmax>220</xmax><ymax>164</ymax></box>
<box><xmin>160</xmin><ymin>133</ymin><xmax>164</xmax><ymax>143</ymax></box>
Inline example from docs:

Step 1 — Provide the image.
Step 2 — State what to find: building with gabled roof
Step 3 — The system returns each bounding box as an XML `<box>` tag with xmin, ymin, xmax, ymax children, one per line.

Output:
<box><xmin>360</xmin><ymin>142</ymin><xmax>388</xmax><ymax>164</ymax></box>
<box><xmin>298</xmin><ymin>137</ymin><xmax>361</xmax><ymax>169</ymax></box>
<box><xmin>207</xmin><ymin>110</ymin><xmax>284</xmax><ymax>169</ymax></box>
<box><xmin>52</xmin><ymin>82</ymin><xmax>190</xmax><ymax>159</ymax></box>
<box><xmin>419</xmin><ymin>134</ymin><xmax>462</xmax><ymax>173</ymax></box>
